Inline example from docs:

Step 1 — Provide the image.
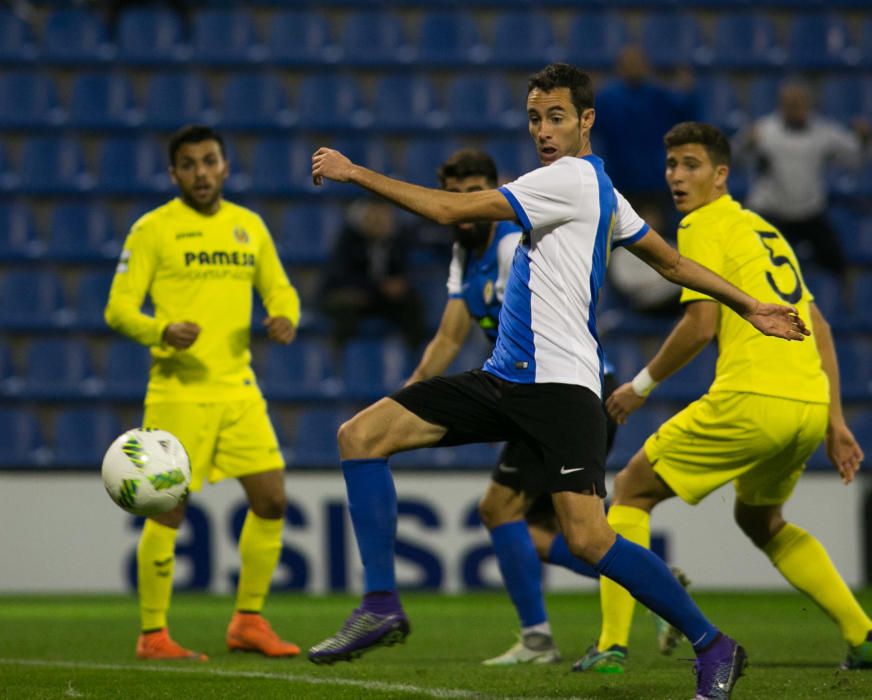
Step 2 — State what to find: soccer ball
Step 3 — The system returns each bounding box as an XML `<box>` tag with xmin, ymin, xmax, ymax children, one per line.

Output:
<box><xmin>101</xmin><ymin>429</ymin><xmax>192</xmax><ymax>517</ymax></box>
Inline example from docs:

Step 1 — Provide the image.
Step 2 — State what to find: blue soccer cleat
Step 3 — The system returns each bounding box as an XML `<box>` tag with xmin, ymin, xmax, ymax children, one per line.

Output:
<box><xmin>308</xmin><ymin>608</ymin><xmax>410</xmax><ymax>665</ymax></box>
<box><xmin>693</xmin><ymin>634</ymin><xmax>748</xmax><ymax>699</ymax></box>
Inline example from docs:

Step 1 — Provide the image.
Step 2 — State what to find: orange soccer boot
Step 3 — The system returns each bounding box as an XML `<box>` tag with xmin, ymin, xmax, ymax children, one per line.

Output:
<box><xmin>136</xmin><ymin>629</ymin><xmax>208</xmax><ymax>661</ymax></box>
<box><xmin>226</xmin><ymin>612</ymin><xmax>301</xmax><ymax>658</ymax></box>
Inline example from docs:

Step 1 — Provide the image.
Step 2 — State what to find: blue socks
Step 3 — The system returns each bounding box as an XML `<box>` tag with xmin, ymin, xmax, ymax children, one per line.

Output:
<box><xmin>547</xmin><ymin>533</ymin><xmax>599</xmax><ymax>579</ymax></box>
<box><xmin>596</xmin><ymin>535</ymin><xmax>719</xmax><ymax>651</ymax></box>
<box><xmin>490</xmin><ymin>521</ymin><xmax>546</xmax><ymax>627</ymax></box>
<box><xmin>341</xmin><ymin>458</ymin><xmax>396</xmax><ymax>593</ymax></box>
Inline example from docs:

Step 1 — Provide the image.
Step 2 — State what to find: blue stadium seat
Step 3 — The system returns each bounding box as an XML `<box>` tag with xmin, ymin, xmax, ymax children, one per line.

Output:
<box><xmin>48</xmin><ymin>203</ymin><xmax>118</xmax><ymax>262</ymax></box>
<box><xmin>483</xmin><ymin>136</ymin><xmax>541</xmax><ymax>182</ymax></box>
<box><xmin>0</xmin><ymin>270</ymin><xmax>70</xmax><ymax>330</ymax></box>
<box><xmin>786</xmin><ymin>14</ymin><xmax>855</xmax><ymax>69</ymax></box>
<box><xmin>75</xmin><ymin>270</ymin><xmax>115</xmax><ymax>330</ymax></box>
<box><xmin>118</xmin><ymin>7</ymin><xmax>190</xmax><ymax>65</ymax></box>
<box><xmin>564</xmin><ymin>12</ymin><xmax>629</xmax><ymax>70</ymax></box>
<box><xmin>402</xmin><ymin>137</ymin><xmax>463</xmax><ymax>186</ymax></box>
<box><xmin>747</xmin><ymin>76</ymin><xmax>780</xmax><ymax>120</ymax></box>
<box><xmin>851</xmin><ymin>410</ymin><xmax>872</xmax><ymax>458</ymax></box>
<box><xmin>861</xmin><ymin>18</ymin><xmax>872</xmax><ymax>68</ymax></box>
<box><xmin>851</xmin><ymin>271</ymin><xmax>872</xmax><ymax>332</ymax></box>
<box><xmin>287</xmin><ymin>407</ymin><xmax>348</xmax><ymax>467</ymax></box>
<box><xmin>144</xmin><ymin>72</ymin><xmax>214</xmax><ymax>130</ymax></box>
<box><xmin>23</xmin><ymin>339</ymin><xmax>99</xmax><ymax>399</ymax></box>
<box><xmin>415</xmin><ymin>11</ymin><xmax>487</xmax><ymax>66</ymax></box>
<box><xmin>0</xmin><ymin>408</ymin><xmax>45</xmax><ymax>467</ymax></box>
<box><xmin>69</xmin><ymin>73</ymin><xmax>142</xmax><ymax>129</ymax></box>
<box><xmin>52</xmin><ymin>408</ymin><xmax>123</xmax><ymax>468</ymax></box>
<box><xmin>0</xmin><ymin>142</ymin><xmax>15</xmax><ymax>193</ymax></box>
<box><xmin>268</xmin><ymin>10</ymin><xmax>337</xmax><ymax>65</ymax></box>
<box><xmin>0</xmin><ymin>8</ymin><xmax>37</xmax><ymax>63</ymax></box>
<box><xmin>97</xmin><ymin>137</ymin><xmax>171</xmax><ymax>195</ymax></box>
<box><xmin>331</xmin><ymin>136</ymin><xmax>393</xmax><ymax>178</ymax></box>
<box><xmin>192</xmin><ymin>9</ymin><xmax>265</xmax><ymax>65</ymax></box>
<box><xmin>607</xmin><ymin>405</ymin><xmax>673</xmax><ymax>469</ymax></box>
<box><xmin>19</xmin><ymin>137</ymin><xmax>93</xmax><ymax>194</ymax></box>
<box><xmin>0</xmin><ymin>343</ymin><xmax>20</xmax><ymax>397</ymax></box>
<box><xmin>445</xmin><ymin>74</ymin><xmax>523</xmax><ymax>131</ymax></box>
<box><xmin>698</xmin><ymin>77</ymin><xmax>746</xmax><ymax>134</ymax></box>
<box><xmin>220</xmin><ymin>73</ymin><xmax>295</xmax><ymax>129</ymax></box>
<box><xmin>820</xmin><ymin>77</ymin><xmax>872</xmax><ymax>125</ymax></box>
<box><xmin>277</xmin><ymin>203</ymin><xmax>343</xmax><ymax>264</ymax></box>
<box><xmin>296</xmin><ymin>74</ymin><xmax>371</xmax><ymax>130</ymax></box>
<box><xmin>803</xmin><ymin>270</ymin><xmax>843</xmax><ymax>323</ymax></box>
<box><xmin>488</xmin><ymin>11</ymin><xmax>558</xmax><ymax>68</ymax></box>
<box><xmin>710</xmin><ymin>14</ymin><xmax>782</xmax><ymax>69</ymax></box>
<box><xmin>445</xmin><ymin>331</ymin><xmax>492</xmax><ymax>376</ymax></box>
<box><xmin>260</xmin><ymin>338</ymin><xmax>336</xmax><ymax>401</ymax></box>
<box><xmin>250</xmin><ymin>138</ymin><xmax>313</xmax><ymax>195</ymax></box>
<box><xmin>0</xmin><ymin>203</ymin><xmax>41</xmax><ymax>260</ymax></box>
<box><xmin>372</xmin><ymin>74</ymin><xmax>444</xmax><ymax>132</ymax></box>
<box><xmin>41</xmin><ymin>9</ymin><xmax>114</xmax><ymax>64</ymax></box>
<box><xmin>837</xmin><ymin>338</ymin><xmax>872</xmax><ymax>401</ymax></box>
<box><xmin>340</xmin><ymin>10</ymin><xmax>411</xmax><ymax>66</ymax></box>
<box><xmin>601</xmin><ymin>339</ymin><xmax>646</xmax><ymax>383</ymax></box>
<box><xmin>103</xmin><ymin>339</ymin><xmax>150</xmax><ymax>401</ymax></box>
<box><xmin>413</xmin><ymin>270</ymin><xmax>449</xmax><ymax>333</ymax></box>
<box><xmin>0</xmin><ymin>72</ymin><xmax>64</xmax><ymax>128</ymax></box>
<box><xmin>656</xmin><ymin>342</ymin><xmax>717</xmax><ymax>401</ymax></box>
<box><xmin>341</xmin><ymin>339</ymin><xmax>411</xmax><ymax>400</ymax></box>
<box><xmin>642</xmin><ymin>13</ymin><xmax>709</xmax><ymax>69</ymax></box>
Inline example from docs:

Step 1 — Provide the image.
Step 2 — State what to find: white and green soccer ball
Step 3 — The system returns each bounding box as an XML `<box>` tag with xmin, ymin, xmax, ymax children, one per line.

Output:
<box><xmin>101</xmin><ymin>429</ymin><xmax>192</xmax><ymax>517</ymax></box>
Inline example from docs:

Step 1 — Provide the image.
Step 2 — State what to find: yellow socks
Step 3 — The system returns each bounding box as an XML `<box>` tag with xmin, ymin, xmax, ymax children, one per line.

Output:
<box><xmin>235</xmin><ymin>510</ymin><xmax>283</xmax><ymax>613</ymax></box>
<box><xmin>764</xmin><ymin>523</ymin><xmax>872</xmax><ymax>647</ymax></box>
<box><xmin>138</xmin><ymin>519</ymin><xmax>179</xmax><ymax>631</ymax></box>
<box><xmin>598</xmin><ymin>505</ymin><xmax>651</xmax><ymax>650</ymax></box>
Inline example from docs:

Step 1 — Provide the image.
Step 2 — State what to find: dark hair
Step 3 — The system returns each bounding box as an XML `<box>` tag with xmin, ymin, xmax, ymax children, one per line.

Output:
<box><xmin>527</xmin><ymin>63</ymin><xmax>595</xmax><ymax>115</ymax></box>
<box><xmin>168</xmin><ymin>125</ymin><xmax>226</xmax><ymax>166</ymax></box>
<box><xmin>663</xmin><ymin>122</ymin><xmax>732</xmax><ymax>167</ymax></box>
<box><xmin>437</xmin><ymin>149</ymin><xmax>498</xmax><ymax>188</ymax></box>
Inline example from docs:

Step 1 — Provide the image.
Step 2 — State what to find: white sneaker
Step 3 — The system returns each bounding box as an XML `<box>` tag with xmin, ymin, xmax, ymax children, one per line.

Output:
<box><xmin>482</xmin><ymin>632</ymin><xmax>562</xmax><ymax>666</ymax></box>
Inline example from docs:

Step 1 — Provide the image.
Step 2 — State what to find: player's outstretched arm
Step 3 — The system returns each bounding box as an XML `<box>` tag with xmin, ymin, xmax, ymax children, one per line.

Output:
<box><xmin>312</xmin><ymin>148</ymin><xmax>514</xmax><ymax>226</ymax></box>
<box><xmin>628</xmin><ymin>228</ymin><xmax>809</xmax><ymax>341</ymax></box>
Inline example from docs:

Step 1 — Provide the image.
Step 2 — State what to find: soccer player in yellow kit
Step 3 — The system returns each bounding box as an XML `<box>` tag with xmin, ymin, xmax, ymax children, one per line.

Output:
<box><xmin>105</xmin><ymin>126</ymin><xmax>302</xmax><ymax>661</ymax></box>
<box><xmin>577</xmin><ymin>122</ymin><xmax>871</xmax><ymax>674</ymax></box>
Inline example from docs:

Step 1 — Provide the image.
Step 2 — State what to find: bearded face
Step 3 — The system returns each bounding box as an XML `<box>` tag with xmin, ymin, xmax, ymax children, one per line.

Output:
<box><xmin>454</xmin><ymin>221</ymin><xmax>492</xmax><ymax>250</ymax></box>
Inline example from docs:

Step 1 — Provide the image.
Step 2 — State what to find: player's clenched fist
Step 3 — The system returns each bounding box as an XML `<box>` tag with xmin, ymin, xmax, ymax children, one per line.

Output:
<box><xmin>312</xmin><ymin>148</ymin><xmax>354</xmax><ymax>186</ymax></box>
<box><xmin>163</xmin><ymin>321</ymin><xmax>201</xmax><ymax>349</ymax></box>
<box><xmin>264</xmin><ymin>316</ymin><xmax>296</xmax><ymax>345</ymax></box>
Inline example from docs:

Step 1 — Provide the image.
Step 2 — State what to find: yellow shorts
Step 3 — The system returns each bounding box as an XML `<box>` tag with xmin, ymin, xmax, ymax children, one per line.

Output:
<box><xmin>143</xmin><ymin>398</ymin><xmax>285</xmax><ymax>492</ymax></box>
<box><xmin>644</xmin><ymin>392</ymin><xmax>828</xmax><ymax>507</ymax></box>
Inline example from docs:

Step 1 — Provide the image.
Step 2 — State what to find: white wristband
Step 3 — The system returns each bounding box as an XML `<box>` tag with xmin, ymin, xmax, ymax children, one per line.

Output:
<box><xmin>631</xmin><ymin>367</ymin><xmax>658</xmax><ymax>398</ymax></box>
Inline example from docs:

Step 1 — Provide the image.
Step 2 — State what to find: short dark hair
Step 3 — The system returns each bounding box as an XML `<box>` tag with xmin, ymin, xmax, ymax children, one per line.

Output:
<box><xmin>168</xmin><ymin>125</ymin><xmax>226</xmax><ymax>166</ymax></box>
<box><xmin>437</xmin><ymin>149</ymin><xmax>498</xmax><ymax>188</ymax></box>
<box><xmin>663</xmin><ymin>122</ymin><xmax>731</xmax><ymax>167</ymax></box>
<box><xmin>527</xmin><ymin>63</ymin><xmax>595</xmax><ymax>115</ymax></box>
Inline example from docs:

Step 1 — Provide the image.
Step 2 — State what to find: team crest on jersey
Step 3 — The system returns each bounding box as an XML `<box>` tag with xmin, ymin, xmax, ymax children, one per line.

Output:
<box><xmin>483</xmin><ymin>279</ymin><xmax>495</xmax><ymax>305</ymax></box>
<box><xmin>233</xmin><ymin>226</ymin><xmax>250</xmax><ymax>244</ymax></box>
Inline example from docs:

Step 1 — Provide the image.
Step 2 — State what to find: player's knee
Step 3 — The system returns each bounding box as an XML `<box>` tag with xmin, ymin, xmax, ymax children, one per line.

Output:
<box><xmin>337</xmin><ymin>416</ymin><xmax>374</xmax><ymax>457</ymax></box>
<box><xmin>477</xmin><ymin>494</ymin><xmax>501</xmax><ymax>530</ymax></box>
<box><xmin>734</xmin><ymin>505</ymin><xmax>784</xmax><ymax>549</ymax></box>
<box><xmin>251</xmin><ymin>491</ymin><xmax>286</xmax><ymax>520</ymax></box>
<box><xmin>562</xmin><ymin>532</ymin><xmax>605</xmax><ymax>565</ymax></box>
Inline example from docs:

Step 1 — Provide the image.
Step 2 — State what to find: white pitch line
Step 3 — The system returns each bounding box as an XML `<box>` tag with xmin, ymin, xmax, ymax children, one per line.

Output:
<box><xmin>0</xmin><ymin>658</ymin><xmax>593</xmax><ymax>700</ymax></box>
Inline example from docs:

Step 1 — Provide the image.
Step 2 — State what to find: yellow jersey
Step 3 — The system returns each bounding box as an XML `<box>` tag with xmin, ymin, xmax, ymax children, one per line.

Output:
<box><xmin>105</xmin><ymin>198</ymin><xmax>300</xmax><ymax>404</ymax></box>
<box><xmin>678</xmin><ymin>194</ymin><xmax>828</xmax><ymax>404</ymax></box>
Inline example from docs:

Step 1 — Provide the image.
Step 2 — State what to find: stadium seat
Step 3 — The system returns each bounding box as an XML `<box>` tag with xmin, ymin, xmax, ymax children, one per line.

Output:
<box><xmin>340</xmin><ymin>10</ymin><xmax>411</xmax><ymax>66</ymax></box>
<box><xmin>851</xmin><ymin>409</ymin><xmax>872</xmax><ymax>458</ymax></box>
<box><xmin>820</xmin><ymin>76</ymin><xmax>872</xmax><ymax>125</ymax></box>
<box><xmin>837</xmin><ymin>338</ymin><xmax>872</xmax><ymax>401</ymax></box>
<box><xmin>698</xmin><ymin>77</ymin><xmax>746</xmax><ymax>134</ymax></box>
<box><xmin>0</xmin><ymin>408</ymin><xmax>45</xmax><ymax>467</ymax></box>
<box><xmin>296</xmin><ymin>74</ymin><xmax>371</xmax><ymax>130</ymax></box>
<box><xmin>287</xmin><ymin>407</ymin><xmax>347</xmax><ymax>467</ymax></box>
<box><xmin>117</xmin><ymin>7</ymin><xmax>190</xmax><ymax>65</ymax></box>
<box><xmin>260</xmin><ymin>338</ymin><xmax>336</xmax><ymax>401</ymax></box>
<box><xmin>861</xmin><ymin>18</ymin><xmax>872</xmax><ymax>68</ymax></box>
<box><xmin>415</xmin><ymin>11</ymin><xmax>487</xmax><ymax>66</ymax></box>
<box><xmin>803</xmin><ymin>270</ymin><xmax>843</xmax><ymax>323</ymax></box>
<box><xmin>103</xmin><ymin>339</ymin><xmax>150</xmax><ymax>401</ymax></box>
<box><xmin>445</xmin><ymin>74</ymin><xmax>523</xmax><ymax>132</ymax></box>
<box><xmin>746</xmin><ymin>76</ymin><xmax>780</xmax><ymax>120</ymax></box>
<box><xmin>144</xmin><ymin>72</ymin><xmax>215</xmax><ymax>130</ymax></box>
<box><xmin>192</xmin><ymin>9</ymin><xmax>266</xmax><ymax>65</ymax></box>
<box><xmin>52</xmin><ymin>408</ymin><xmax>123</xmax><ymax>468</ymax></box>
<box><xmin>413</xmin><ymin>270</ymin><xmax>450</xmax><ymax>333</ymax></box>
<box><xmin>641</xmin><ymin>13</ymin><xmax>710</xmax><ymax>69</ymax></box>
<box><xmin>785</xmin><ymin>14</ymin><xmax>856</xmax><ymax>69</ymax></box>
<box><xmin>19</xmin><ymin>137</ymin><xmax>93</xmax><ymax>194</ymax></box>
<box><xmin>564</xmin><ymin>12</ymin><xmax>629</xmax><ymax>70</ymax></box>
<box><xmin>341</xmin><ymin>338</ymin><xmax>411</xmax><ymax>400</ymax></box>
<box><xmin>250</xmin><ymin>137</ymin><xmax>313</xmax><ymax>195</ymax></box>
<box><xmin>601</xmin><ymin>339</ymin><xmax>646</xmax><ymax>383</ymax></box>
<box><xmin>75</xmin><ymin>270</ymin><xmax>115</xmax><ymax>330</ymax></box>
<box><xmin>401</xmin><ymin>137</ymin><xmax>463</xmax><ymax>186</ymax></box>
<box><xmin>656</xmin><ymin>342</ymin><xmax>717</xmax><ymax>401</ymax></box>
<box><xmin>483</xmin><ymin>136</ymin><xmax>541</xmax><ymax>182</ymax></box>
<box><xmin>851</xmin><ymin>271</ymin><xmax>872</xmax><ymax>332</ymax></box>
<box><xmin>0</xmin><ymin>8</ymin><xmax>37</xmax><ymax>63</ymax></box>
<box><xmin>41</xmin><ymin>9</ymin><xmax>114</xmax><ymax>64</ymax></box>
<box><xmin>0</xmin><ymin>72</ymin><xmax>64</xmax><ymax>129</ymax></box>
<box><xmin>268</xmin><ymin>10</ymin><xmax>337</xmax><ymax>65</ymax></box>
<box><xmin>69</xmin><ymin>73</ymin><xmax>143</xmax><ymax>129</ymax></box>
<box><xmin>710</xmin><ymin>13</ymin><xmax>782</xmax><ymax>69</ymax></box>
<box><xmin>372</xmin><ymin>74</ymin><xmax>444</xmax><ymax>132</ymax></box>
<box><xmin>220</xmin><ymin>73</ymin><xmax>295</xmax><ymax>129</ymax></box>
<box><xmin>0</xmin><ymin>343</ymin><xmax>19</xmax><ymax>397</ymax></box>
<box><xmin>97</xmin><ymin>137</ymin><xmax>171</xmax><ymax>195</ymax></box>
<box><xmin>488</xmin><ymin>11</ymin><xmax>558</xmax><ymax>68</ymax></box>
<box><xmin>277</xmin><ymin>203</ymin><xmax>343</xmax><ymax>264</ymax></box>
<box><xmin>0</xmin><ymin>270</ymin><xmax>70</xmax><ymax>330</ymax></box>
<box><xmin>48</xmin><ymin>203</ymin><xmax>118</xmax><ymax>262</ymax></box>
<box><xmin>22</xmin><ymin>338</ymin><xmax>99</xmax><ymax>399</ymax></box>
<box><xmin>0</xmin><ymin>203</ymin><xmax>41</xmax><ymax>260</ymax></box>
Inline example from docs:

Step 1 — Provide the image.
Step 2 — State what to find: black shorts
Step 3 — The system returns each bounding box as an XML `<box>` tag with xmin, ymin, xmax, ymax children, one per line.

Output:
<box><xmin>391</xmin><ymin>369</ymin><xmax>607</xmax><ymax>495</ymax></box>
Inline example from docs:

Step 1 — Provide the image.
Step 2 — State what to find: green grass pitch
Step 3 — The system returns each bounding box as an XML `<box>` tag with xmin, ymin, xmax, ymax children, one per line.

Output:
<box><xmin>2</xmin><ymin>591</ymin><xmax>871</xmax><ymax>699</ymax></box>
